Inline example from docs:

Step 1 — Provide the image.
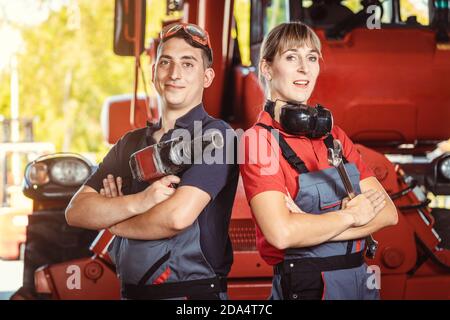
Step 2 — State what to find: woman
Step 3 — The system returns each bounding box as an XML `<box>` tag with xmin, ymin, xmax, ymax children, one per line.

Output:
<box><xmin>239</xmin><ymin>22</ymin><xmax>398</xmax><ymax>300</ymax></box>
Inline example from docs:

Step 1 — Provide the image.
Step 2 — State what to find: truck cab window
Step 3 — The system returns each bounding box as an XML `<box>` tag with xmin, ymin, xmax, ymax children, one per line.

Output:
<box><xmin>400</xmin><ymin>0</ymin><xmax>429</xmax><ymax>25</ymax></box>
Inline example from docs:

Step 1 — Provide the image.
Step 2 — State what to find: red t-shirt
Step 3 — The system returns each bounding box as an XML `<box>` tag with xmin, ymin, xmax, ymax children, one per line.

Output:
<box><xmin>239</xmin><ymin>111</ymin><xmax>374</xmax><ymax>265</ymax></box>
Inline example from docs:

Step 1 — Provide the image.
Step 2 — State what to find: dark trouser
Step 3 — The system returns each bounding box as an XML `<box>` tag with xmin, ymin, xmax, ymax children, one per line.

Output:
<box><xmin>270</xmin><ymin>253</ymin><xmax>380</xmax><ymax>300</ymax></box>
<box><xmin>122</xmin><ymin>276</ymin><xmax>228</xmax><ymax>300</ymax></box>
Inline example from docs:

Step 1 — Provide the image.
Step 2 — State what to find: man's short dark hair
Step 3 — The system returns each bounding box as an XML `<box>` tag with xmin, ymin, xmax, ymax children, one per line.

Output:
<box><xmin>158</xmin><ymin>30</ymin><xmax>213</xmax><ymax>69</ymax></box>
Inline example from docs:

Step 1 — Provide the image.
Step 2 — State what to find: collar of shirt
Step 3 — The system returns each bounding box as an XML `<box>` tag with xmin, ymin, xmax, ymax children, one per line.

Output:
<box><xmin>147</xmin><ymin>103</ymin><xmax>208</xmax><ymax>132</ymax></box>
<box><xmin>145</xmin><ymin>103</ymin><xmax>209</xmax><ymax>146</ymax></box>
<box><xmin>174</xmin><ymin>103</ymin><xmax>208</xmax><ymax>129</ymax></box>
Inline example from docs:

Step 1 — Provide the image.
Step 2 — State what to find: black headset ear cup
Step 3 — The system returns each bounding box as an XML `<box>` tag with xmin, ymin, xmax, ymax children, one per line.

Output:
<box><xmin>264</xmin><ymin>100</ymin><xmax>276</xmax><ymax>118</ymax></box>
<box><xmin>280</xmin><ymin>104</ymin><xmax>314</xmax><ymax>136</ymax></box>
<box><xmin>310</xmin><ymin>105</ymin><xmax>333</xmax><ymax>138</ymax></box>
<box><xmin>264</xmin><ymin>100</ymin><xmax>332</xmax><ymax>138</ymax></box>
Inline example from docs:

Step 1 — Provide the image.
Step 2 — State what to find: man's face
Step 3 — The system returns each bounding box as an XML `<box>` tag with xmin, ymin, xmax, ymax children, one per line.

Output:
<box><xmin>154</xmin><ymin>37</ymin><xmax>214</xmax><ymax>110</ymax></box>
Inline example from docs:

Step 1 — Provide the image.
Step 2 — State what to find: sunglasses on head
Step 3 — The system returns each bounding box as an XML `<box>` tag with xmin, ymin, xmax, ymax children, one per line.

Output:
<box><xmin>160</xmin><ymin>22</ymin><xmax>212</xmax><ymax>50</ymax></box>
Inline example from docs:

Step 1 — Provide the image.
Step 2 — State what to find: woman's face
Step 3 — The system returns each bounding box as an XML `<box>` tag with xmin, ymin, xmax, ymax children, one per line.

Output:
<box><xmin>261</xmin><ymin>44</ymin><xmax>320</xmax><ymax>104</ymax></box>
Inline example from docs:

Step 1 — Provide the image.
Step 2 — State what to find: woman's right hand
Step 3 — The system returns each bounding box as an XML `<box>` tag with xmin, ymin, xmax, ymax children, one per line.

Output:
<box><xmin>344</xmin><ymin>190</ymin><xmax>385</xmax><ymax>227</ymax></box>
<box><xmin>134</xmin><ymin>175</ymin><xmax>181</xmax><ymax>213</ymax></box>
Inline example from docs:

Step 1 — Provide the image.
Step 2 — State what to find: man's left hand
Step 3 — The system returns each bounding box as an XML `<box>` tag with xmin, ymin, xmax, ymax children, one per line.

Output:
<box><xmin>100</xmin><ymin>174</ymin><xmax>123</xmax><ymax>197</ymax></box>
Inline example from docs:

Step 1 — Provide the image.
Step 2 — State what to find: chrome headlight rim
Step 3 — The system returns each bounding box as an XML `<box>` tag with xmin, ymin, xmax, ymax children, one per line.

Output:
<box><xmin>439</xmin><ymin>156</ymin><xmax>450</xmax><ymax>180</ymax></box>
<box><xmin>26</xmin><ymin>162</ymin><xmax>50</xmax><ymax>186</ymax></box>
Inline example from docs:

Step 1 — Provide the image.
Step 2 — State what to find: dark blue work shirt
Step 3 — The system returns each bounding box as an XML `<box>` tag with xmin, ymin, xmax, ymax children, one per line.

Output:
<box><xmin>85</xmin><ymin>104</ymin><xmax>238</xmax><ymax>276</ymax></box>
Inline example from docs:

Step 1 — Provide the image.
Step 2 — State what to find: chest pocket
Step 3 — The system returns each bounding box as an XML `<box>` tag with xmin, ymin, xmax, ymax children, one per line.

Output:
<box><xmin>316</xmin><ymin>182</ymin><xmax>345</xmax><ymax>211</ymax></box>
<box><xmin>295</xmin><ymin>181</ymin><xmax>345</xmax><ymax>214</ymax></box>
<box><xmin>295</xmin><ymin>164</ymin><xmax>361</xmax><ymax>214</ymax></box>
<box><xmin>295</xmin><ymin>183</ymin><xmax>317</xmax><ymax>213</ymax></box>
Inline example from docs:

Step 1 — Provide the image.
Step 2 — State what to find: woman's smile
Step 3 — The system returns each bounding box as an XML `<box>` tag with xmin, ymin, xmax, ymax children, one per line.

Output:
<box><xmin>293</xmin><ymin>79</ymin><xmax>310</xmax><ymax>89</ymax></box>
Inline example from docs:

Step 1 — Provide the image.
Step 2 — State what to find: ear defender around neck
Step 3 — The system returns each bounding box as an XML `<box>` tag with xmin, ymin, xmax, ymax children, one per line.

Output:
<box><xmin>264</xmin><ymin>100</ymin><xmax>333</xmax><ymax>138</ymax></box>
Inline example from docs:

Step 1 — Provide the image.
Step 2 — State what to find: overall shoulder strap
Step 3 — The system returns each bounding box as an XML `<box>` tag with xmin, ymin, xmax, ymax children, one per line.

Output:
<box><xmin>256</xmin><ymin>123</ymin><xmax>309</xmax><ymax>174</ymax></box>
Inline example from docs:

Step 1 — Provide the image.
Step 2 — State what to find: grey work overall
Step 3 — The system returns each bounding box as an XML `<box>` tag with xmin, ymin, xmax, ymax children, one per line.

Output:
<box><xmin>257</xmin><ymin>123</ymin><xmax>379</xmax><ymax>300</ymax></box>
<box><xmin>108</xmin><ymin>125</ymin><xmax>227</xmax><ymax>300</ymax></box>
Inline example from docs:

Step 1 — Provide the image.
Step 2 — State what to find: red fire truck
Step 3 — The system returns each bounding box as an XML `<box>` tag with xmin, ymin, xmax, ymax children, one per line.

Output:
<box><xmin>11</xmin><ymin>0</ymin><xmax>450</xmax><ymax>300</ymax></box>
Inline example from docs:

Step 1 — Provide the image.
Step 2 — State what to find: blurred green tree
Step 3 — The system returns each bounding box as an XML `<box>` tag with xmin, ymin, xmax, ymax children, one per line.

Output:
<box><xmin>0</xmin><ymin>0</ymin><xmax>170</xmax><ymax>161</ymax></box>
<box><xmin>14</xmin><ymin>1</ymin><xmax>136</xmax><ymax>160</ymax></box>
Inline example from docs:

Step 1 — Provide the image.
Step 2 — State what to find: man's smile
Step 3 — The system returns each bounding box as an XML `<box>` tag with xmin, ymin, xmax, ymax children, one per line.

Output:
<box><xmin>165</xmin><ymin>83</ymin><xmax>185</xmax><ymax>89</ymax></box>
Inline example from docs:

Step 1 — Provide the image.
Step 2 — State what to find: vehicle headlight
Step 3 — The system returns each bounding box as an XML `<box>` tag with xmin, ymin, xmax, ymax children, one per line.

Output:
<box><xmin>439</xmin><ymin>157</ymin><xmax>450</xmax><ymax>180</ymax></box>
<box><xmin>27</xmin><ymin>162</ymin><xmax>50</xmax><ymax>186</ymax></box>
<box><xmin>25</xmin><ymin>154</ymin><xmax>92</xmax><ymax>188</ymax></box>
<box><xmin>50</xmin><ymin>158</ymin><xmax>90</xmax><ymax>186</ymax></box>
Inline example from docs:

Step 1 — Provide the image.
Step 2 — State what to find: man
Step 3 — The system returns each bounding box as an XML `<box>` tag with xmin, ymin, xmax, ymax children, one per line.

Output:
<box><xmin>66</xmin><ymin>23</ymin><xmax>239</xmax><ymax>300</ymax></box>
